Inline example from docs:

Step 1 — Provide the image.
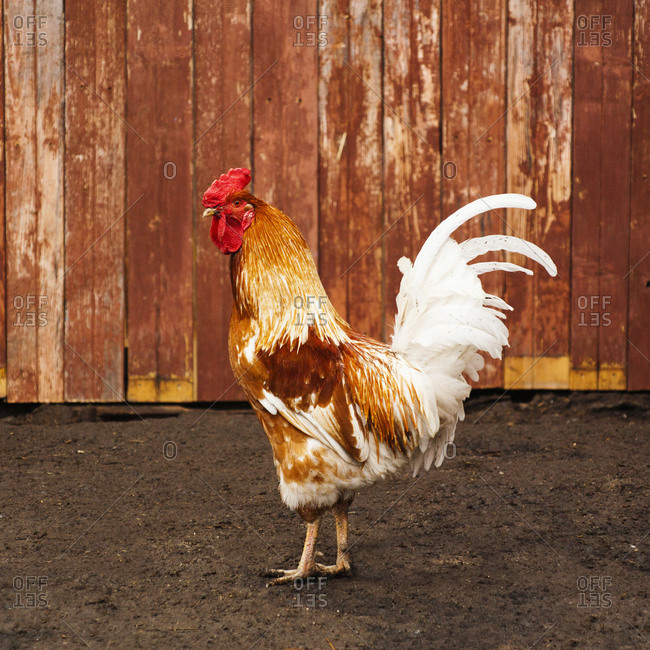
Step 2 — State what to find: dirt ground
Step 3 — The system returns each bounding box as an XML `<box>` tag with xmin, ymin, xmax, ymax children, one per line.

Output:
<box><xmin>1</xmin><ymin>391</ymin><xmax>649</xmax><ymax>649</ymax></box>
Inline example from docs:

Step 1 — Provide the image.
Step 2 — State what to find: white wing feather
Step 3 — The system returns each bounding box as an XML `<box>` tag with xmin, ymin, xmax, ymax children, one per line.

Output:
<box><xmin>259</xmin><ymin>388</ymin><xmax>369</xmax><ymax>465</ymax></box>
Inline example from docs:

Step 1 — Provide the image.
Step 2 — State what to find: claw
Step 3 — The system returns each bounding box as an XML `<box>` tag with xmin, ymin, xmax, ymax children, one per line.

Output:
<box><xmin>260</xmin><ymin>569</ymin><xmax>289</xmax><ymax>578</ymax></box>
<box><xmin>313</xmin><ymin>562</ymin><xmax>353</xmax><ymax>577</ymax></box>
<box><xmin>264</xmin><ymin>568</ymin><xmax>312</xmax><ymax>587</ymax></box>
<box><xmin>261</xmin><ymin>568</ymin><xmax>295</xmax><ymax>578</ymax></box>
<box><xmin>263</xmin><ymin>561</ymin><xmax>352</xmax><ymax>586</ymax></box>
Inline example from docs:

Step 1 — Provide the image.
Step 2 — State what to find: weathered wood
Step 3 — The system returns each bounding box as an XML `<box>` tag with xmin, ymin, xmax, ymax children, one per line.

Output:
<box><xmin>571</xmin><ymin>0</ymin><xmax>632</xmax><ymax>390</ymax></box>
<box><xmin>571</xmin><ymin>2</ymin><xmax>601</xmax><ymax>389</ymax></box>
<box><xmin>596</xmin><ymin>2</ymin><xmax>632</xmax><ymax>390</ymax></box>
<box><xmin>318</xmin><ymin>0</ymin><xmax>350</xmax><ymax>327</ymax></box>
<box><xmin>0</xmin><ymin>1</ymin><xmax>645</xmax><ymax>401</ymax></box>
<box><xmin>442</xmin><ymin>0</ymin><xmax>507</xmax><ymax>387</ymax></box>
<box><xmin>504</xmin><ymin>0</ymin><xmax>573</xmax><ymax>389</ymax></box>
<box><xmin>126</xmin><ymin>0</ymin><xmax>194</xmax><ymax>401</ymax></box>
<box><xmin>252</xmin><ymin>0</ymin><xmax>319</xmax><ymax>252</ymax></box>
<box><xmin>0</xmin><ymin>0</ymin><xmax>6</xmax><ymax>398</ymax></box>
<box><xmin>383</xmin><ymin>0</ymin><xmax>441</xmax><ymax>340</ymax></box>
<box><xmin>628</xmin><ymin>0</ymin><xmax>650</xmax><ymax>390</ymax></box>
<box><xmin>4</xmin><ymin>0</ymin><xmax>64</xmax><ymax>402</ymax></box>
<box><xmin>3</xmin><ymin>0</ymin><xmax>36</xmax><ymax>401</ymax></box>
<box><xmin>64</xmin><ymin>0</ymin><xmax>126</xmax><ymax>401</ymax></box>
<box><xmin>194</xmin><ymin>0</ymin><xmax>250</xmax><ymax>401</ymax></box>
<box><xmin>344</xmin><ymin>1</ymin><xmax>384</xmax><ymax>341</ymax></box>
<box><xmin>319</xmin><ymin>1</ymin><xmax>384</xmax><ymax>341</ymax></box>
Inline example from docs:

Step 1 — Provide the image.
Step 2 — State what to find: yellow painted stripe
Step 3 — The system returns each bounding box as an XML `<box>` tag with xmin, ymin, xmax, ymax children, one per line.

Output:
<box><xmin>504</xmin><ymin>355</ymin><xmax>571</xmax><ymax>389</ymax></box>
<box><xmin>597</xmin><ymin>364</ymin><xmax>626</xmax><ymax>391</ymax></box>
<box><xmin>570</xmin><ymin>368</ymin><xmax>599</xmax><ymax>390</ymax></box>
<box><xmin>128</xmin><ymin>376</ymin><xmax>193</xmax><ymax>402</ymax></box>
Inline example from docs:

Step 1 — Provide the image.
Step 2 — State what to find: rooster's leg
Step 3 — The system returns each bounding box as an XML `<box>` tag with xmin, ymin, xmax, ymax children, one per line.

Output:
<box><xmin>264</xmin><ymin>519</ymin><xmax>321</xmax><ymax>587</ymax></box>
<box><xmin>314</xmin><ymin>498</ymin><xmax>353</xmax><ymax>576</ymax></box>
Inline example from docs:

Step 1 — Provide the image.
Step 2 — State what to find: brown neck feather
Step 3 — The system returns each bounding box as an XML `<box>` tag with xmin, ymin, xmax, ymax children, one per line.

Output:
<box><xmin>229</xmin><ymin>200</ymin><xmax>348</xmax><ymax>349</ymax></box>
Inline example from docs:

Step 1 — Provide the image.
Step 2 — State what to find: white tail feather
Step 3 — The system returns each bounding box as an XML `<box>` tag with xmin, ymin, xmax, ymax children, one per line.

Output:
<box><xmin>411</xmin><ymin>194</ymin><xmax>538</xmax><ymax>283</ymax></box>
<box><xmin>459</xmin><ymin>235</ymin><xmax>556</xmax><ymax>276</ymax></box>
<box><xmin>470</xmin><ymin>261</ymin><xmax>533</xmax><ymax>276</ymax></box>
<box><xmin>390</xmin><ymin>194</ymin><xmax>556</xmax><ymax>476</ymax></box>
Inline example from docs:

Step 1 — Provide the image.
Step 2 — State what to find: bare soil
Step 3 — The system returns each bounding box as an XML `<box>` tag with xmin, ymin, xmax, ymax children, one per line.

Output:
<box><xmin>1</xmin><ymin>391</ymin><xmax>649</xmax><ymax>649</ymax></box>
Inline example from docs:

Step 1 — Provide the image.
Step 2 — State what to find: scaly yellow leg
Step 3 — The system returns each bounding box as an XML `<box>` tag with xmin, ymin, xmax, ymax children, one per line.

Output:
<box><xmin>264</xmin><ymin>519</ymin><xmax>321</xmax><ymax>586</ymax></box>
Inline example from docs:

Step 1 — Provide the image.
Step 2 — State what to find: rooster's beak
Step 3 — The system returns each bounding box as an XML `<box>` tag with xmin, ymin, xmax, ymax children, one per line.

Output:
<box><xmin>202</xmin><ymin>208</ymin><xmax>217</xmax><ymax>218</ymax></box>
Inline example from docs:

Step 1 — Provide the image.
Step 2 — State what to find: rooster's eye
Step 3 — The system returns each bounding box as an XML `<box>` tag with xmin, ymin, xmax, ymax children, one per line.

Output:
<box><xmin>233</xmin><ymin>200</ymin><xmax>241</xmax><ymax>207</ymax></box>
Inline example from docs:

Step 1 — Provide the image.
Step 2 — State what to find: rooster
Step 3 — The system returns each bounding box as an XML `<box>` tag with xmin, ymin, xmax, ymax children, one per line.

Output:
<box><xmin>202</xmin><ymin>168</ymin><xmax>556</xmax><ymax>586</ymax></box>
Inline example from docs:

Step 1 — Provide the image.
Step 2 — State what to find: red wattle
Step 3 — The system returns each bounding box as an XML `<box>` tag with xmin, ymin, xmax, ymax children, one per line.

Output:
<box><xmin>210</xmin><ymin>215</ymin><xmax>244</xmax><ymax>254</ymax></box>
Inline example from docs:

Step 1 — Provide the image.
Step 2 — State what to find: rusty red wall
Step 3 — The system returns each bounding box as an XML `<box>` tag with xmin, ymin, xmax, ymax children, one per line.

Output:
<box><xmin>0</xmin><ymin>1</ymin><xmax>647</xmax><ymax>402</ymax></box>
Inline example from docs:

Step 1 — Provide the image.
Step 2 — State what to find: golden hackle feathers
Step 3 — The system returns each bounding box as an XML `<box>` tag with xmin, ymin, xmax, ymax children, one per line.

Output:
<box><xmin>231</xmin><ymin>199</ymin><xmax>349</xmax><ymax>352</ymax></box>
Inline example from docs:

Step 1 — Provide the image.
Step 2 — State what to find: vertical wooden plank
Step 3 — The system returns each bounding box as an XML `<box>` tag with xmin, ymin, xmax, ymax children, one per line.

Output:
<box><xmin>4</xmin><ymin>0</ymin><xmax>64</xmax><ymax>402</ymax></box>
<box><xmin>504</xmin><ymin>0</ymin><xmax>573</xmax><ymax>389</ymax></box>
<box><xmin>571</xmin><ymin>0</ymin><xmax>632</xmax><ymax>390</ymax></box>
<box><xmin>3</xmin><ymin>0</ymin><xmax>36</xmax><ymax>401</ymax></box>
<box><xmin>194</xmin><ymin>0</ymin><xmax>250</xmax><ymax>401</ymax></box>
<box><xmin>319</xmin><ymin>0</ymin><xmax>350</xmax><ymax>325</ymax></box>
<box><xmin>628</xmin><ymin>0</ymin><xmax>650</xmax><ymax>390</ymax></box>
<box><xmin>0</xmin><ymin>0</ymin><xmax>6</xmax><ymax>398</ymax></box>
<box><xmin>64</xmin><ymin>1</ymin><xmax>126</xmax><ymax>401</ymax></box>
<box><xmin>383</xmin><ymin>0</ymin><xmax>441</xmax><ymax>340</ymax></box>
<box><xmin>597</xmin><ymin>3</ymin><xmax>632</xmax><ymax>390</ymax></box>
<box><xmin>126</xmin><ymin>0</ymin><xmax>194</xmax><ymax>402</ymax></box>
<box><xmin>34</xmin><ymin>0</ymin><xmax>64</xmax><ymax>402</ymax></box>
<box><xmin>571</xmin><ymin>1</ymin><xmax>602</xmax><ymax>390</ymax></box>
<box><xmin>442</xmin><ymin>0</ymin><xmax>507</xmax><ymax>387</ymax></box>
<box><xmin>319</xmin><ymin>0</ymin><xmax>384</xmax><ymax>341</ymax></box>
<box><xmin>252</xmin><ymin>0</ymin><xmax>319</xmax><ymax>252</ymax></box>
<box><xmin>345</xmin><ymin>0</ymin><xmax>383</xmax><ymax>340</ymax></box>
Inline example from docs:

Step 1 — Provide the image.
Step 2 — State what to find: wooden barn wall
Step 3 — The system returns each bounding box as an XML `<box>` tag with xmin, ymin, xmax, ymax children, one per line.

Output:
<box><xmin>0</xmin><ymin>1</ymin><xmax>647</xmax><ymax>402</ymax></box>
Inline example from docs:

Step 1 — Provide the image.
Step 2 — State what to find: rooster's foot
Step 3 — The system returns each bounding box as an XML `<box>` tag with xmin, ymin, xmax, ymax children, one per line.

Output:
<box><xmin>263</xmin><ymin>559</ymin><xmax>351</xmax><ymax>586</ymax></box>
<box><xmin>313</xmin><ymin>560</ymin><xmax>352</xmax><ymax>577</ymax></box>
<box><xmin>263</xmin><ymin>567</ymin><xmax>312</xmax><ymax>587</ymax></box>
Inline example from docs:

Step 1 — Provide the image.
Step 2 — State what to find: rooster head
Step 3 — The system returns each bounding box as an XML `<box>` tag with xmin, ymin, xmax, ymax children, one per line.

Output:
<box><xmin>202</xmin><ymin>168</ymin><xmax>255</xmax><ymax>254</ymax></box>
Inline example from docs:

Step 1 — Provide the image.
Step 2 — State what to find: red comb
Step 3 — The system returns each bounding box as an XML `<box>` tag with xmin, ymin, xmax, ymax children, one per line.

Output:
<box><xmin>202</xmin><ymin>168</ymin><xmax>251</xmax><ymax>208</ymax></box>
